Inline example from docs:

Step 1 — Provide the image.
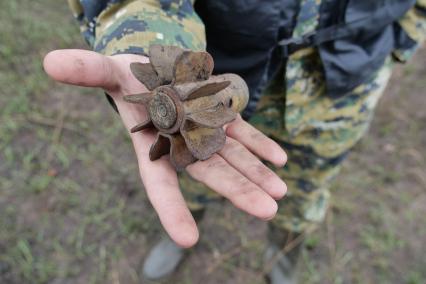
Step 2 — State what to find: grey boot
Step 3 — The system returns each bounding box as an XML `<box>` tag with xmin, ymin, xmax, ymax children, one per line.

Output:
<box><xmin>142</xmin><ymin>237</ymin><xmax>185</xmax><ymax>280</ymax></box>
<box><xmin>142</xmin><ymin>209</ymin><xmax>205</xmax><ymax>280</ymax></box>
<box><xmin>264</xmin><ymin>227</ymin><xmax>304</xmax><ymax>284</ymax></box>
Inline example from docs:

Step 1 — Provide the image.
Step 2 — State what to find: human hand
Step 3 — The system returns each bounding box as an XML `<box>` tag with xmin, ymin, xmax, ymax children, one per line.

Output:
<box><xmin>43</xmin><ymin>49</ymin><xmax>287</xmax><ymax>248</ymax></box>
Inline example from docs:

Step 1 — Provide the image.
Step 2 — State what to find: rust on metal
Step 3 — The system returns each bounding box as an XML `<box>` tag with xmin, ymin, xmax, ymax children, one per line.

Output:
<box><xmin>124</xmin><ymin>45</ymin><xmax>249</xmax><ymax>171</ymax></box>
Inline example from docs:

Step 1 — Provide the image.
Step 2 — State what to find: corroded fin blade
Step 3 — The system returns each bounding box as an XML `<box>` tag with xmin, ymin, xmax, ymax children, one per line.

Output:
<box><xmin>130</xmin><ymin>119</ymin><xmax>153</xmax><ymax>133</ymax></box>
<box><xmin>149</xmin><ymin>133</ymin><xmax>196</xmax><ymax>170</ymax></box>
<box><xmin>168</xmin><ymin>134</ymin><xmax>197</xmax><ymax>171</ymax></box>
<box><xmin>181</xmin><ymin>121</ymin><xmax>226</xmax><ymax>161</ymax></box>
<box><xmin>173</xmin><ymin>51</ymin><xmax>214</xmax><ymax>85</ymax></box>
<box><xmin>123</xmin><ymin>92</ymin><xmax>153</xmax><ymax>105</ymax></box>
<box><xmin>149</xmin><ymin>134</ymin><xmax>171</xmax><ymax>161</ymax></box>
<box><xmin>130</xmin><ymin>62</ymin><xmax>162</xmax><ymax>90</ymax></box>
<box><xmin>186</xmin><ymin>103</ymin><xmax>237</xmax><ymax>128</ymax></box>
<box><xmin>174</xmin><ymin>79</ymin><xmax>231</xmax><ymax>101</ymax></box>
<box><xmin>149</xmin><ymin>45</ymin><xmax>184</xmax><ymax>84</ymax></box>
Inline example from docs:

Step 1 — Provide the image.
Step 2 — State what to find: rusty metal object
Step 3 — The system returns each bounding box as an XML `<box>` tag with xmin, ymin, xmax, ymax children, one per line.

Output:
<box><xmin>124</xmin><ymin>45</ymin><xmax>249</xmax><ymax>171</ymax></box>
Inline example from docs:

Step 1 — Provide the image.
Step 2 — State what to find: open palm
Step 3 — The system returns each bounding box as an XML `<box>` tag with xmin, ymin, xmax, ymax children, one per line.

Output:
<box><xmin>43</xmin><ymin>49</ymin><xmax>287</xmax><ymax>248</ymax></box>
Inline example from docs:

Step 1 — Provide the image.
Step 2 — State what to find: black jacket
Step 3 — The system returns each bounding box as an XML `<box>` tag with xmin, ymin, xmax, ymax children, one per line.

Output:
<box><xmin>195</xmin><ymin>0</ymin><xmax>417</xmax><ymax>118</ymax></box>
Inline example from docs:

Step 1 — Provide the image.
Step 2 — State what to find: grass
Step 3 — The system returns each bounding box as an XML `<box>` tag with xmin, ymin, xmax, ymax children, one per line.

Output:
<box><xmin>0</xmin><ymin>1</ymin><xmax>150</xmax><ymax>283</ymax></box>
<box><xmin>1</xmin><ymin>1</ymin><xmax>426</xmax><ymax>283</ymax></box>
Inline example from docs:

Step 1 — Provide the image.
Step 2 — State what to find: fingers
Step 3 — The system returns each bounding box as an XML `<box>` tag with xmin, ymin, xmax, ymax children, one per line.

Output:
<box><xmin>225</xmin><ymin>116</ymin><xmax>287</xmax><ymax>167</ymax></box>
<box><xmin>218</xmin><ymin>137</ymin><xmax>287</xmax><ymax>200</ymax></box>
<box><xmin>43</xmin><ymin>50</ymin><xmax>151</xmax><ymax>132</ymax></box>
<box><xmin>186</xmin><ymin>154</ymin><xmax>278</xmax><ymax>221</ymax></box>
<box><xmin>133</xmin><ymin>132</ymin><xmax>199</xmax><ymax>248</ymax></box>
<box><xmin>43</xmin><ymin>49</ymin><xmax>120</xmax><ymax>91</ymax></box>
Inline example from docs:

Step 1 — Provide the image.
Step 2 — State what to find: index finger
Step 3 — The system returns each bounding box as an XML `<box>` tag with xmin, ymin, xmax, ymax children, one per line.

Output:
<box><xmin>43</xmin><ymin>49</ymin><xmax>120</xmax><ymax>91</ymax></box>
<box><xmin>132</xmin><ymin>131</ymin><xmax>199</xmax><ymax>248</ymax></box>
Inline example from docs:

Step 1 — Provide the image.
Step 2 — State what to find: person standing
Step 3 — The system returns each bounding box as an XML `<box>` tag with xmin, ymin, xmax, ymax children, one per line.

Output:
<box><xmin>44</xmin><ymin>0</ymin><xmax>425</xmax><ymax>282</ymax></box>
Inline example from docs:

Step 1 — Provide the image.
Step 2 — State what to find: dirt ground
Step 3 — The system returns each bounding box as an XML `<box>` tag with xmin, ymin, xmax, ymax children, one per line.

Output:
<box><xmin>0</xmin><ymin>1</ymin><xmax>425</xmax><ymax>284</ymax></box>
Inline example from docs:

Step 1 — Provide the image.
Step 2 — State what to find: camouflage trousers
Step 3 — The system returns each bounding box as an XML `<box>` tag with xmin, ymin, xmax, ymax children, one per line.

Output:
<box><xmin>179</xmin><ymin>47</ymin><xmax>393</xmax><ymax>236</ymax></box>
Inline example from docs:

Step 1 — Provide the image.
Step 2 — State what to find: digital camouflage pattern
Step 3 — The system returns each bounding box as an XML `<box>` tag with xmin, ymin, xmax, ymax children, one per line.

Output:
<box><xmin>401</xmin><ymin>0</ymin><xmax>426</xmax><ymax>43</ymax></box>
<box><xmin>292</xmin><ymin>0</ymin><xmax>321</xmax><ymax>38</ymax></box>
<box><xmin>257</xmin><ymin>52</ymin><xmax>393</xmax><ymax>233</ymax></box>
<box><xmin>68</xmin><ymin>0</ymin><xmax>206</xmax><ymax>55</ymax></box>
<box><xmin>174</xmin><ymin>0</ymin><xmax>395</xmax><ymax>235</ymax></box>
<box><xmin>394</xmin><ymin>0</ymin><xmax>426</xmax><ymax>61</ymax></box>
<box><xmin>180</xmin><ymin>48</ymin><xmax>393</xmax><ymax>233</ymax></box>
<box><xmin>68</xmin><ymin>0</ymin><xmax>426</xmax><ymax>235</ymax></box>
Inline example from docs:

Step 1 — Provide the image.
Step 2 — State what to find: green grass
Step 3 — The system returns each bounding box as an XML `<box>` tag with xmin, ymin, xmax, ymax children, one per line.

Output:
<box><xmin>1</xmin><ymin>1</ymin><xmax>426</xmax><ymax>283</ymax></box>
<box><xmin>0</xmin><ymin>1</ymin><xmax>148</xmax><ymax>283</ymax></box>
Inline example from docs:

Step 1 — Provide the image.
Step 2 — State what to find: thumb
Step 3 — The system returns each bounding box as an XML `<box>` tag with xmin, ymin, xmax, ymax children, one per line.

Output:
<box><xmin>43</xmin><ymin>49</ymin><xmax>119</xmax><ymax>91</ymax></box>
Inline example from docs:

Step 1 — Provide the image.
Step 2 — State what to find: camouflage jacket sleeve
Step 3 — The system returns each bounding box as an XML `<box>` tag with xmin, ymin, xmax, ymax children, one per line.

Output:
<box><xmin>394</xmin><ymin>0</ymin><xmax>426</xmax><ymax>61</ymax></box>
<box><xmin>67</xmin><ymin>0</ymin><xmax>206</xmax><ymax>56</ymax></box>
